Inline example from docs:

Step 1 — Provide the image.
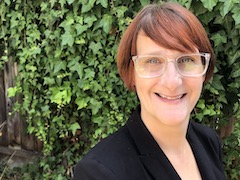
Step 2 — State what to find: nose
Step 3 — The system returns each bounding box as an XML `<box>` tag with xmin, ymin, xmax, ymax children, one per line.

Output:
<box><xmin>159</xmin><ymin>61</ymin><xmax>183</xmax><ymax>90</ymax></box>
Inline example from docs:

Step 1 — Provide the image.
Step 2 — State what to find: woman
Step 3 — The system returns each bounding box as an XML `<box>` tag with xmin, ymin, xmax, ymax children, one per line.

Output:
<box><xmin>74</xmin><ymin>2</ymin><xmax>226</xmax><ymax>180</ymax></box>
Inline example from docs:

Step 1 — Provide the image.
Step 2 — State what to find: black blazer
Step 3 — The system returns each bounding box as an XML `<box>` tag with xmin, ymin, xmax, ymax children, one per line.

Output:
<box><xmin>74</xmin><ymin>107</ymin><xmax>226</xmax><ymax>180</ymax></box>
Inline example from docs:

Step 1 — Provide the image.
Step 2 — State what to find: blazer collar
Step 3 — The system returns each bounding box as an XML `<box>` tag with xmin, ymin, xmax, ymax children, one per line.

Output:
<box><xmin>126</xmin><ymin>106</ymin><xmax>181</xmax><ymax>179</ymax></box>
<box><xmin>126</xmin><ymin>106</ymin><xmax>217</xmax><ymax>180</ymax></box>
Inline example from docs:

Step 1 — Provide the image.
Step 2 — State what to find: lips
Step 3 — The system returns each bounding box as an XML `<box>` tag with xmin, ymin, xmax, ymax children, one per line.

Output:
<box><xmin>155</xmin><ymin>93</ymin><xmax>186</xmax><ymax>100</ymax></box>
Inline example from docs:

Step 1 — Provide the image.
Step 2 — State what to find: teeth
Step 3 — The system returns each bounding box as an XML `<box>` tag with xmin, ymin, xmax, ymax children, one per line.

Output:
<box><xmin>158</xmin><ymin>94</ymin><xmax>183</xmax><ymax>100</ymax></box>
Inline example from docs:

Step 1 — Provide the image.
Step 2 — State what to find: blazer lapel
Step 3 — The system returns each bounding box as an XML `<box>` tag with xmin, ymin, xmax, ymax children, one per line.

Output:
<box><xmin>139</xmin><ymin>153</ymin><xmax>181</xmax><ymax>180</ymax></box>
<box><xmin>187</xmin><ymin>123</ymin><xmax>217</xmax><ymax>180</ymax></box>
<box><xmin>127</xmin><ymin>107</ymin><xmax>181</xmax><ymax>180</ymax></box>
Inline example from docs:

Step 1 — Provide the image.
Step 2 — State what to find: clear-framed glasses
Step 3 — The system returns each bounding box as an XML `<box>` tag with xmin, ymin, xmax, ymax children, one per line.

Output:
<box><xmin>132</xmin><ymin>53</ymin><xmax>210</xmax><ymax>78</ymax></box>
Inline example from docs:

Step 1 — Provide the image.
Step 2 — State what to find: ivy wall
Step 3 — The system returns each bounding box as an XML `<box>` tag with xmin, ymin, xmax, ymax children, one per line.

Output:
<box><xmin>0</xmin><ymin>0</ymin><xmax>239</xmax><ymax>179</ymax></box>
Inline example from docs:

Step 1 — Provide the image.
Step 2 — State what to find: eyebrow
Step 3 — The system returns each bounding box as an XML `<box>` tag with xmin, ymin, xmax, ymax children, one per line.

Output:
<box><xmin>137</xmin><ymin>50</ymin><xmax>166</xmax><ymax>56</ymax></box>
<box><xmin>137</xmin><ymin>49</ymin><xmax>199</xmax><ymax>56</ymax></box>
<box><xmin>137</xmin><ymin>51</ymin><xmax>183</xmax><ymax>58</ymax></box>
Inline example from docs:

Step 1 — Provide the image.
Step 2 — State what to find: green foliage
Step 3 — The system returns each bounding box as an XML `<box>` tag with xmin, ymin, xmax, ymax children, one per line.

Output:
<box><xmin>0</xmin><ymin>0</ymin><xmax>239</xmax><ymax>179</ymax></box>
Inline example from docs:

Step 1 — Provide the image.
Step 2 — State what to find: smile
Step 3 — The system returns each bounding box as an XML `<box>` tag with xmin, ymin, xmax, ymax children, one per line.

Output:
<box><xmin>155</xmin><ymin>93</ymin><xmax>186</xmax><ymax>100</ymax></box>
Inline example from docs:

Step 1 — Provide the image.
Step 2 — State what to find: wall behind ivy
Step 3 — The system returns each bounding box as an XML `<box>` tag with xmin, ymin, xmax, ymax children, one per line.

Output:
<box><xmin>0</xmin><ymin>0</ymin><xmax>239</xmax><ymax>179</ymax></box>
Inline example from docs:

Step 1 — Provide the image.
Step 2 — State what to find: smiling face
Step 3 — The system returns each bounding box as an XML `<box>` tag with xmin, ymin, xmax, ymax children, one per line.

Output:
<box><xmin>134</xmin><ymin>33</ymin><xmax>205</xmax><ymax>128</ymax></box>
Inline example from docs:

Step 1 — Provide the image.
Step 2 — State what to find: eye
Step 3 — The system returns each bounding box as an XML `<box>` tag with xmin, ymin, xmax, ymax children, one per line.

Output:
<box><xmin>178</xmin><ymin>56</ymin><xmax>195</xmax><ymax>63</ymax></box>
<box><xmin>145</xmin><ymin>57</ymin><xmax>162</xmax><ymax>64</ymax></box>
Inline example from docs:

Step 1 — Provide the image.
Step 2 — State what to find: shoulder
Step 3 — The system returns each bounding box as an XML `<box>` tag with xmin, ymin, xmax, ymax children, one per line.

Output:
<box><xmin>190</xmin><ymin>121</ymin><xmax>216</xmax><ymax>133</ymax></box>
<box><xmin>83</xmin><ymin>125</ymin><xmax>136</xmax><ymax>161</ymax></box>
<box><xmin>74</xmin><ymin>158</ymin><xmax>117</xmax><ymax>180</ymax></box>
<box><xmin>188</xmin><ymin>121</ymin><xmax>222</xmax><ymax>157</ymax></box>
<box><xmin>189</xmin><ymin>121</ymin><xmax>220</xmax><ymax>142</ymax></box>
<box><xmin>74</xmin><ymin>125</ymin><xmax>142</xmax><ymax>179</ymax></box>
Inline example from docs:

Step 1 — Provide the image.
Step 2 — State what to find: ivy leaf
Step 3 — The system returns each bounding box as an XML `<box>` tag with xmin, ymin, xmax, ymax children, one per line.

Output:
<box><xmin>67</xmin><ymin>0</ymin><xmax>74</xmax><ymax>5</ymax></box>
<box><xmin>8</xmin><ymin>86</ymin><xmax>22</xmax><ymax>97</ymax></box>
<box><xmin>100</xmin><ymin>14</ymin><xmax>113</xmax><ymax>34</ymax></box>
<box><xmin>75</xmin><ymin>96</ymin><xmax>89</xmax><ymax>109</ymax></box>
<box><xmin>54</xmin><ymin>48</ymin><xmax>62</xmax><ymax>58</ymax></box>
<box><xmin>4</xmin><ymin>0</ymin><xmax>11</xmax><ymax>6</ymax></box>
<box><xmin>115</xmin><ymin>6</ymin><xmax>128</xmax><ymax>19</ymax></box>
<box><xmin>40</xmin><ymin>2</ymin><xmax>48</xmax><ymax>11</ymax></box>
<box><xmin>81</xmin><ymin>0</ymin><xmax>96</xmax><ymax>13</ymax></box>
<box><xmin>84</xmin><ymin>68</ymin><xmax>95</xmax><ymax>79</ymax></box>
<box><xmin>69</xmin><ymin>122</ymin><xmax>80</xmax><ymax>135</ymax></box>
<box><xmin>75</xmin><ymin>24</ymin><xmax>88</xmax><ymax>35</ymax></box>
<box><xmin>59</xmin><ymin>0</ymin><xmax>66</xmax><ymax>8</ymax></box>
<box><xmin>210</xmin><ymin>32</ymin><xmax>227</xmax><ymax>47</ymax></box>
<box><xmin>92</xmin><ymin>116</ymin><xmax>104</xmax><ymax>126</ymax></box>
<box><xmin>200</xmin><ymin>0</ymin><xmax>217</xmax><ymax>11</ymax></box>
<box><xmin>89</xmin><ymin>41</ymin><xmax>102</xmax><ymax>54</ymax></box>
<box><xmin>90</xmin><ymin>98</ymin><xmax>102</xmax><ymax>115</ymax></box>
<box><xmin>218</xmin><ymin>94</ymin><xmax>227</xmax><ymax>104</ymax></box>
<box><xmin>50</xmin><ymin>87</ymin><xmax>61</xmax><ymax>105</ymax></box>
<box><xmin>61</xmin><ymin>32</ymin><xmax>74</xmax><ymax>47</ymax></box>
<box><xmin>196</xmin><ymin>99</ymin><xmax>206</xmax><ymax>109</ymax></box>
<box><xmin>97</xmin><ymin>0</ymin><xmax>108</xmax><ymax>8</ymax></box>
<box><xmin>26</xmin><ymin>64</ymin><xmax>37</xmax><ymax>72</ymax></box>
<box><xmin>219</xmin><ymin>0</ymin><xmax>235</xmax><ymax>17</ymax></box>
<box><xmin>232</xmin><ymin>67</ymin><xmax>240</xmax><ymax>78</ymax></box>
<box><xmin>54</xmin><ymin>61</ymin><xmax>67</xmax><ymax>74</ymax></box>
<box><xmin>75</xmin><ymin>37</ymin><xmax>86</xmax><ymax>45</ymax></box>
<box><xmin>84</xmin><ymin>15</ymin><xmax>97</xmax><ymax>28</ymax></box>
<box><xmin>31</xmin><ymin>46</ymin><xmax>41</xmax><ymax>55</ymax></box>
<box><xmin>50</xmin><ymin>83</ymin><xmax>72</xmax><ymax>107</ymax></box>
<box><xmin>44</xmin><ymin>77</ymin><xmax>55</xmax><ymax>85</ymax></box>
<box><xmin>49</xmin><ymin>0</ymin><xmax>56</xmax><ymax>8</ymax></box>
<box><xmin>59</xmin><ymin>17</ymin><xmax>74</xmax><ymax>32</ymax></box>
<box><xmin>140</xmin><ymin>0</ymin><xmax>150</xmax><ymax>6</ymax></box>
<box><xmin>68</xmin><ymin>61</ymin><xmax>86</xmax><ymax>79</ymax></box>
<box><xmin>228</xmin><ymin>50</ymin><xmax>240</xmax><ymax>65</ymax></box>
<box><xmin>181</xmin><ymin>0</ymin><xmax>192</xmax><ymax>9</ymax></box>
<box><xmin>212</xmin><ymin>74</ymin><xmax>225</xmax><ymax>91</ymax></box>
<box><xmin>232</xmin><ymin>5</ymin><xmax>240</xmax><ymax>25</ymax></box>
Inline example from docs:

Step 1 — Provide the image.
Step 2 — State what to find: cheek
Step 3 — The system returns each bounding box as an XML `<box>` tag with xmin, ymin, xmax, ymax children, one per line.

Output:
<box><xmin>189</xmin><ymin>78</ymin><xmax>204</xmax><ymax>96</ymax></box>
<box><xmin>199</xmin><ymin>76</ymin><xmax>205</xmax><ymax>89</ymax></box>
<box><xmin>135</xmin><ymin>77</ymin><xmax>157</xmax><ymax>100</ymax></box>
<box><xmin>134</xmin><ymin>77</ymin><xmax>142</xmax><ymax>94</ymax></box>
<box><xmin>134</xmin><ymin>75</ymin><xmax>147</xmax><ymax>96</ymax></box>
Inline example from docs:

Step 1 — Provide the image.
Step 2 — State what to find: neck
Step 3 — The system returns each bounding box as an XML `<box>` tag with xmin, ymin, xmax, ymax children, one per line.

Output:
<box><xmin>142</xmin><ymin>115</ymin><xmax>190</xmax><ymax>153</ymax></box>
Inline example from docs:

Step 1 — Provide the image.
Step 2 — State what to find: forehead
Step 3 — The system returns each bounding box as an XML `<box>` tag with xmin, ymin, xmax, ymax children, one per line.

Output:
<box><xmin>136</xmin><ymin>32</ymin><xmax>198</xmax><ymax>57</ymax></box>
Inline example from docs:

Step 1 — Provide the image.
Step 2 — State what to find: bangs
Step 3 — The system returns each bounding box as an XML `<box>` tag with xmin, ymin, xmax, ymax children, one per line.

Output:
<box><xmin>138</xmin><ymin>5</ymin><xmax>198</xmax><ymax>53</ymax></box>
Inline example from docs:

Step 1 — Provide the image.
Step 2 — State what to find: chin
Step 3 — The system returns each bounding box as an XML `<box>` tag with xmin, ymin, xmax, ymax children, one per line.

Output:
<box><xmin>158</xmin><ymin>112</ymin><xmax>190</xmax><ymax>127</ymax></box>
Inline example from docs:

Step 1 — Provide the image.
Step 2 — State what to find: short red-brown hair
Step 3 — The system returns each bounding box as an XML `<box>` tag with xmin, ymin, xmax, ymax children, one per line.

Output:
<box><xmin>117</xmin><ymin>2</ymin><xmax>215</xmax><ymax>91</ymax></box>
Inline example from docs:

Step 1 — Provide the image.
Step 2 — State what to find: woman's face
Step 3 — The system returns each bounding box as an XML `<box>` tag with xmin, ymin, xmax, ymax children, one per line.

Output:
<box><xmin>134</xmin><ymin>33</ymin><xmax>204</xmax><ymax>127</ymax></box>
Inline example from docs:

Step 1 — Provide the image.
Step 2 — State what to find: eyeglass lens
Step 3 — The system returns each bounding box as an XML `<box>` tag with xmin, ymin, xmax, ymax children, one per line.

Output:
<box><xmin>135</xmin><ymin>54</ymin><xmax>208</xmax><ymax>77</ymax></box>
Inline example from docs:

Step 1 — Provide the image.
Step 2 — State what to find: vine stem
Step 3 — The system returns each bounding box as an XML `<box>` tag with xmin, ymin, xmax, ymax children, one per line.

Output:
<box><xmin>0</xmin><ymin>151</ymin><xmax>17</xmax><ymax>180</ymax></box>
